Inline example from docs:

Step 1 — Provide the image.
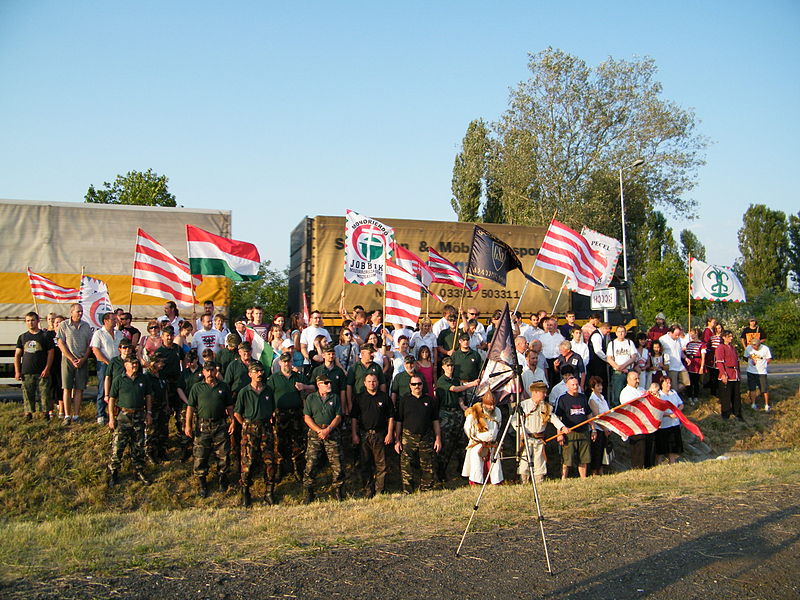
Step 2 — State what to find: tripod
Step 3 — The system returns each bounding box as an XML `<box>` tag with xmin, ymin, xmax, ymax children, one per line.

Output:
<box><xmin>455</xmin><ymin>371</ymin><xmax>553</xmax><ymax>574</ymax></box>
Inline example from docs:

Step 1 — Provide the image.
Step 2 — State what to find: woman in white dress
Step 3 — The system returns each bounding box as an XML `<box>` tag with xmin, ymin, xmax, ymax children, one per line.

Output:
<box><xmin>462</xmin><ymin>391</ymin><xmax>504</xmax><ymax>485</ymax></box>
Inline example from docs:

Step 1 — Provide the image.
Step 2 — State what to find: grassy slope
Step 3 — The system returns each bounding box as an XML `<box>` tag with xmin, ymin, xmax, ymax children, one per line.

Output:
<box><xmin>1</xmin><ymin>379</ymin><xmax>798</xmax><ymax>583</ymax></box>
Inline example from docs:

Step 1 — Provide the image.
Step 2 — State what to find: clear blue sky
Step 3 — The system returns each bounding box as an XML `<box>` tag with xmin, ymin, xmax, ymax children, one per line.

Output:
<box><xmin>1</xmin><ymin>1</ymin><xmax>797</xmax><ymax>269</ymax></box>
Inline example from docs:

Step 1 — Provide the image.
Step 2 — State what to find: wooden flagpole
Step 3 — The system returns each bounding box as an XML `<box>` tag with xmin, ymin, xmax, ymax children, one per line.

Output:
<box><xmin>687</xmin><ymin>253</ymin><xmax>692</xmax><ymax>331</ymax></box>
<box><xmin>128</xmin><ymin>241</ymin><xmax>136</xmax><ymax>313</ymax></box>
<box><xmin>550</xmin><ymin>275</ymin><xmax>568</xmax><ymax>315</ymax></box>
<box><xmin>28</xmin><ymin>267</ymin><xmax>39</xmax><ymax>314</ymax></box>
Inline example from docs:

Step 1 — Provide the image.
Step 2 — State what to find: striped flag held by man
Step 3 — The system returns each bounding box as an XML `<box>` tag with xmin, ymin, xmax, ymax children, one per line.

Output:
<box><xmin>383</xmin><ymin>259</ymin><xmax>423</xmax><ymax>328</ymax></box>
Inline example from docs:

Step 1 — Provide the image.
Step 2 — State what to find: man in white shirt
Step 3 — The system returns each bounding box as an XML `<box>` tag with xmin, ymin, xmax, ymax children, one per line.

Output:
<box><xmin>158</xmin><ymin>301</ymin><xmax>182</xmax><ymax>333</ymax></box>
<box><xmin>515</xmin><ymin>336</ymin><xmax>530</xmax><ymax>372</ymax></box>
<box><xmin>91</xmin><ymin>312</ymin><xmax>124</xmax><ymax>425</ymax></box>
<box><xmin>521</xmin><ymin>349</ymin><xmax>548</xmax><ymax>393</ymax></box>
<box><xmin>432</xmin><ymin>305</ymin><xmax>457</xmax><ymax>337</ymax></box>
<box><xmin>744</xmin><ymin>337</ymin><xmax>772</xmax><ymax>411</ymax></box>
<box><xmin>539</xmin><ymin>317</ymin><xmax>565</xmax><ymax>388</ymax></box>
<box><xmin>192</xmin><ymin>314</ymin><xmax>225</xmax><ymax>364</ymax></box>
<box><xmin>299</xmin><ymin>310</ymin><xmax>332</xmax><ymax>365</ymax></box>
<box><xmin>618</xmin><ymin>371</ymin><xmax>652</xmax><ymax>469</ymax></box>
<box><xmin>659</xmin><ymin>325</ymin><xmax>689</xmax><ymax>396</ymax></box>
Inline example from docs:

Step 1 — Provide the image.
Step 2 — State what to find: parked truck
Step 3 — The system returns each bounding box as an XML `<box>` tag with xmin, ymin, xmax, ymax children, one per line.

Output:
<box><xmin>0</xmin><ymin>199</ymin><xmax>232</xmax><ymax>350</ymax></box>
<box><xmin>289</xmin><ymin>215</ymin><xmax>634</xmax><ymax>326</ymax></box>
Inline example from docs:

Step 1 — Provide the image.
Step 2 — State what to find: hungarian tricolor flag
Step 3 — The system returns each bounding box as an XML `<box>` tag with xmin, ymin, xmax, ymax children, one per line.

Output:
<box><xmin>186</xmin><ymin>225</ymin><xmax>261</xmax><ymax>281</ymax></box>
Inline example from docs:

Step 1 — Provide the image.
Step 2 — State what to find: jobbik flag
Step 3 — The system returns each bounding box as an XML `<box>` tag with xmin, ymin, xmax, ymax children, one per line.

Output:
<box><xmin>344</xmin><ymin>209</ymin><xmax>394</xmax><ymax>285</ymax></box>
<box><xmin>591</xmin><ymin>392</ymin><xmax>704</xmax><ymax>442</ymax></box>
<box><xmin>246</xmin><ymin>326</ymin><xmax>275</xmax><ymax>369</ymax></box>
<box><xmin>474</xmin><ymin>303</ymin><xmax>521</xmax><ymax>404</ymax></box>
<box><xmin>186</xmin><ymin>225</ymin><xmax>261</xmax><ymax>281</ymax></box>
<box><xmin>689</xmin><ymin>257</ymin><xmax>746</xmax><ymax>303</ymax></box>
<box><xmin>80</xmin><ymin>275</ymin><xmax>113</xmax><ymax>329</ymax></box>
<box><xmin>467</xmin><ymin>226</ymin><xmax>547</xmax><ymax>288</ymax></box>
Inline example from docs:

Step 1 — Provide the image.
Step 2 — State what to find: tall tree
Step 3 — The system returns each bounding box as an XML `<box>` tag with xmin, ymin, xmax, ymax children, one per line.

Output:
<box><xmin>450</xmin><ymin>119</ymin><xmax>489</xmax><ymax>222</ymax></box>
<box><xmin>787</xmin><ymin>211</ymin><xmax>800</xmax><ymax>290</ymax></box>
<box><xmin>737</xmin><ymin>204</ymin><xmax>789</xmax><ymax>297</ymax></box>
<box><xmin>85</xmin><ymin>169</ymin><xmax>177</xmax><ymax>207</ymax></box>
<box><xmin>679</xmin><ymin>229</ymin><xmax>706</xmax><ymax>263</ymax></box>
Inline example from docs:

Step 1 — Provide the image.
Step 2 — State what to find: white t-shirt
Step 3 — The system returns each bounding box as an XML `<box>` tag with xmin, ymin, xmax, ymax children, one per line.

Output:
<box><xmin>745</xmin><ymin>344</ymin><xmax>772</xmax><ymax>374</ymax></box>
<box><xmin>410</xmin><ymin>331</ymin><xmax>437</xmax><ymax>356</ymax></box>
<box><xmin>90</xmin><ymin>328</ymin><xmax>124</xmax><ymax>362</ymax></box>
<box><xmin>522</xmin><ymin>366</ymin><xmax>548</xmax><ymax>394</ymax></box>
<box><xmin>539</xmin><ymin>331</ymin><xmax>565</xmax><ymax>359</ymax></box>
<box><xmin>659</xmin><ymin>389</ymin><xmax>683</xmax><ymax>428</ymax></box>
<box><xmin>158</xmin><ymin>315</ymin><xmax>182</xmax><ymax>333</ymax></box>
<box><xmin>607</xmin><ymin>338</ymin><xmax>638</xmax><ymax>370</ymax></box>
<box><xmin>659</xmin><ymin>334</ymin><xmax>686</xmax><ymax>371</ymax></box>
<box><xmin>619</xmin><ymin>385</ymin><xmax>645</xmax><ymax>405</ymax></box>
<box><xmin>571</xmin><ymin>340</ymin><xmax>589</xmax><ymax>365</ymax></box>
<box><xmin>299</xmin><ymin>326</ymin><xmax>332</xmax><ymax>364</ymax></box>
<box><xmin>388</xmin><ymin>326</ymin><xmax>414</xmax><ymax>349</ymax></box>
<box><xmin>192</xmin><ymin>328</ymin><xmax>225</xmax><ymax>363</ymax></box>
<box><xmin>589</xmin><ymin>391</ymin><xmax>610</xmax><ymax>431</ymax></box>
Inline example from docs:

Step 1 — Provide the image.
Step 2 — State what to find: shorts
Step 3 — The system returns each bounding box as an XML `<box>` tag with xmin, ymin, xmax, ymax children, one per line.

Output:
<box><xmin>746</xmin><ymin>372</ymin><xmax>768</xmax><ymax>392</ymax></box>
<box><xmin>61</xmin><ymin>358</ymin><xmax>88</xmax><ymax>390</ymax></box>
<box><xmin>669</xmin><ymin>370</ymin><xmax>690</xmax><ymax>389</ymax></box>
<box><xmin>562</xmin><ymin>431</ymin><xmax>591</xmax><ymax>467</ymax></box>
<box><xmin>655</xmin><ymin>425</ymin><xmax>683</xmax><ymax>455</ymax></box>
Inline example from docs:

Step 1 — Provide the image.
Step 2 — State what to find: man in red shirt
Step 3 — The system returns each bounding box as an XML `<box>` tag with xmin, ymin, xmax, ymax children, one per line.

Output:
<box><xmin>715</xmin><ymin>330</ymin><xmax>742</xmax><ymax>421</ymax></box>
<box><xmin>647</xmin><ymin>313</ymin><xmax>669</xmax><ymax>346</ymax></box>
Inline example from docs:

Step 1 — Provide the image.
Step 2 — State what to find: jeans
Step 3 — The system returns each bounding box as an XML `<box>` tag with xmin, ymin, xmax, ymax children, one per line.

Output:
<box><xmin>95</xmin><ymin>362</ymin><xmax>108</xmax><ymax>419</ymax></box>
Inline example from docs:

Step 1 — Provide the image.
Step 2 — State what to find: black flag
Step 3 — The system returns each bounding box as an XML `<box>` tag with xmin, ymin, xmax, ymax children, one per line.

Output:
<box><xmin>474</xmin><ymin>303</ymin><xmax>521</xmax><ymax>404</ymax></box>
<box><xmin>467</xmin><ymin>226</ymin><xmax>547</xmax><ymax>288</ymax></box>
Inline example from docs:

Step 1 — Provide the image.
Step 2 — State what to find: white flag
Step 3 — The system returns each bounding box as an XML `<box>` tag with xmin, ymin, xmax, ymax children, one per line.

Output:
<box><xmin>81</xmin><ymin>275</ymin><xmax>113</xmax><ymax>328</ymax></box>
<box><xmin>344</xmin><ymin>209</ymin><xmax>394</xmax><ymax>285</ymax></box>
<box><xmin>690</xmin><ymin>258</ymin><xmax>746</xmax><ymax>303</ymax></box>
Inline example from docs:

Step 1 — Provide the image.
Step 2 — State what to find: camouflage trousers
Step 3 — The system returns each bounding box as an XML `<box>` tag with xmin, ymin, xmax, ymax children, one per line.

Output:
<box><xmin>400</xmin><ymin>431</ymin><xmax>436</xmax><ymax>492</ymax></box>
<box><xmin>274</xmin><ymin>408</ymin><xmax>306</xmax><ymax>477</ymax></box>
<box><xmin>193</xmin><ymin>418</ymin><xmax>229</xmax><ymax>478</ymax></box>
<box><xmin>240</xmin><ymin>420</ymin><xmax>275</xmax><ymax>487</ymax></box>
<box><xmin>145</xmin><ymin>395</ymin><xmax>170</xmax><ymax>459</ymax></box>
<box><xmin>303</xmin><ymin>428</ymin><xmax>344</xmax><ymax>490</ymax></box>
<box><xmin>109</xmin><ymin>410</ymin><xmax>146</xmax><ymax>472</ymax></box>
<box><xmin>437</xmin><ymin>408</ymin><xmax>465</xmax><ymax>476</ymax></box>
<box><xmin>22</xmin><ymin>373</ymin><xmax>52</xmax><ymax>414</ymax></box>
<box><xmin>358</xmin><ymin>429</ymin><xmax>388</xmax><ymax>494</ymax></box>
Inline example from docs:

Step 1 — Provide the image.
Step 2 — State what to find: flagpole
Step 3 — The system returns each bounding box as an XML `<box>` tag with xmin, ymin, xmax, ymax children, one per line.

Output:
<box><xmin>454</xmin><ymin>227</ymin><xmax>478</xmax><ymax>354</ymax></box>
<box><xmin>128</xmin><ymin>240</ymin><xmax>137</xmax><ymax>313</ymax></box>
<box><xmin>550</xmin><ymin>275</ymin><xmax>568</xmax><ymax>315</ymax></box>
<box><xmin>687</xmin><ymin>253</ymin><xmax>692</xmax><ymax>331</ymax></box>
<box><xmin>514</xmin><ymin>211</ymin><xmax>557</xmax><ymax>315</ymax></box>
<box><xmin>28</xmin><ymin>267</ymin><xmax>39</xmax><ymax>314</ymax></box>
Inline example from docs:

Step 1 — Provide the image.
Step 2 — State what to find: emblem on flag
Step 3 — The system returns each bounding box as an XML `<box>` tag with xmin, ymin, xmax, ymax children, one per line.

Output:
<box><xmin>344</xmin><ymin>210</ymin><xmax>394</xmax><ymax>285</ymax></box>
<box><xmin>689</xmin><ymin>258</ymin><xmax>746</xmax><ymax>303</ymax></box>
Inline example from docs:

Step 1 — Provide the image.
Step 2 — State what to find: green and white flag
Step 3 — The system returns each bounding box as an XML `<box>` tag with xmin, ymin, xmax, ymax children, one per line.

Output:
<box><xmin>247</xmin><ymin>327</ymin><xmax>275</xmax><ymax>370</ymax></box>
<box><xmin>343</xmin><ymin>209</ymin><xmax>394</xmax><ymax>285</ymax></box>
<box><xmin>690</xmin><ymin>257</ymin><xmax>746</xmax><ymax>303</ymax></box>
<box><xmin>187</xmin><ymin>225</ymin><xmax>261</xmax><ymax>281</ymax></box>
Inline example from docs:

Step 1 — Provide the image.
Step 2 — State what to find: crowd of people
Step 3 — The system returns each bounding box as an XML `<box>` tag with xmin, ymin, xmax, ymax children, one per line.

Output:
<box><xmin>12</xmin><ymin>299</ymin><xmax>773</xmax><ymax>505</ymax></box>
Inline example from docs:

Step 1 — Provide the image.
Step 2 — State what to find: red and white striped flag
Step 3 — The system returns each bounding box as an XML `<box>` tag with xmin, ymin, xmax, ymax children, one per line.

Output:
<box><xmin>384</xmin><ymin>259</ymin><xmax>422</xmax><ymax>328</ymax></box>
<box><xmin>132</xmin><ymin>229</ymin><xmax>201</xmax><ymax>307</ymax></box>
<box><xmin>393</xmin><ymin>243</ymin><xmax>443</xmax><ymax>302</ymax></box>
<box><xmin>593</xmin><ymin>392</ymin><xmax>704</xmax><ymax>441</ymax></box>
<box><xmin>427</xmin><ymin>247</ymin><xmax>481</xmax><ymax>291</ymax></box>
<box><xmin>535</xmin><ymin>219</ymin><xmax>607</xmax><ymax>295</ymax></box>
<box><xmin>27</xmin><ymin>268</ymin><xmax>81</xmax><ymax>303</ymax></box>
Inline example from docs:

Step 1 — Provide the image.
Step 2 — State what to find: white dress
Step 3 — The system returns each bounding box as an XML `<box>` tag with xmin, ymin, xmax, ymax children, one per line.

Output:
<box><xmin>461</xmin><ymin>407</ymin><xmax>504</xmax><ymax>484</ymax></box>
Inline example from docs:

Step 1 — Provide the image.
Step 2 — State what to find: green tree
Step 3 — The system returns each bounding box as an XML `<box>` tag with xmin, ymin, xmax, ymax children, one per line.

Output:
<box><xmin>787</xmin><ymin>211</ymin><xmax>800</xmax><ymax>290</ymax></box>
<box><xmin>450</xmin><ymin>119</ymin><xmax>489</xmax><ymax>222</ymax></box>
<box><xmin>85</xmin><ymin>169</ymin><xmax>177</xmax><ymax>207</ymax></box>
<box><xmin>679</xmin><ymin>229</ymin><xmax>706</xmax><ymax>263</ymax></box>
<box><xmin>737</xmin><ymin>204</ymin><xmax>789</xmax><ymax>298</ymax></box>
<box><xmin>229</xmin><ymin>261</ymin><xmax>288</xmax><ymax>322</ymax></box>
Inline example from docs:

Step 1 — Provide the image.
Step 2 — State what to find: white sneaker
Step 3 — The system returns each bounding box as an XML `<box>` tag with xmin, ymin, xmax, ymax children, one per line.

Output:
<box><xmin>764</xmin><ymin>405</ymin><xmax>770</xmax><ymax>413</ymax></box>
<box><xmin>751</xmin><ymin>403</ymin><xmax>758</xmax><ymax>411</ymax></box>
<box><xmin>97</xmin><ymin>417</ymin><xmax>106</xmax><ymax>425</ymax></box>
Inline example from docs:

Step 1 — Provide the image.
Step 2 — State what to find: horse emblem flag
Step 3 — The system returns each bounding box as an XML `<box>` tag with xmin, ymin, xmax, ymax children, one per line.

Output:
<box><xmin>344</xmin><ymin>210</ymin><xmax>395</xmax><ymax>285</ymax></box>
<box><xmin>689</xmin><ymin>257</ymin><xmax>746</xmax><ymax>303</ymax></box>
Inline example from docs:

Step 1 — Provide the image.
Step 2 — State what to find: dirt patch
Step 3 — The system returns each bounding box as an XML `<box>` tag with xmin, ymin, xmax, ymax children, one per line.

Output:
<box><xmin>4</xmin><ymin>486</ymin><xmax>798</xmax><ymax>600</ymax></box>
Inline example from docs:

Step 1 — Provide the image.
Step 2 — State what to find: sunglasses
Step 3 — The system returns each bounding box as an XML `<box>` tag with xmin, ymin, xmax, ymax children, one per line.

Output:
<box><xmin>343</xmin><ymin>333</ymin><xmax>352</xmax><ymax>337</ymax></box>
<box><xmin>410</xmin><ymin>382</ymin><xmax>423</xmax><ymax>387</ymax></box>
<box><xmin>318</xmin><ymin>381</ymin><xmax>331</xmax><ymax>385</ymax></box>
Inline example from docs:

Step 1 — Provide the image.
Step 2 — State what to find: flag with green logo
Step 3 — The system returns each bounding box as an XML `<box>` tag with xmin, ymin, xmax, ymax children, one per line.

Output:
<box><xmin>344</xmin><ymin>209</ymin><xmax>394</xmax><ymax>285</ymax></box>
<box><xmin>690</xmin><ymin>257</ymin><xmax>746</xmax><ymax>302</ymax></box>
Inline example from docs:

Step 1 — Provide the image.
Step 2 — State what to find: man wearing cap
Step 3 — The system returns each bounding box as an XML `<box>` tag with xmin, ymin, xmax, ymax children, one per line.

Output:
<box><xmin>234</xmin><ymin>362</ymin><xmax>276</xmax><ymax>506</ymax></box>
<box><xmin>351</xmin><ymin>373</ymin><xmax>394</xmax><ymax>497</ymax></box>
<box><xmin>311</xmin><ymin>343</ymin><xmax>346</xmax><ymax>405</ymax></box>
<box><xmin>176</xmin><ymin>349</ymin><xmax>203</xmax><ymax>461</ymax></box>
<box><xmin>648</xmin><ymin>313</ymin><xmax>669</xmax><ymax>346</ymax></box>
<box><xmin>185</xmin><ymin>361</ymin><xmax>234</xmax><ymax>498</ymax></box>
<box><xmin>436</xmin><ymin>311</ymin><xmax>460</xmax><ymax>359</ymax></box>
<box><xmin>391</xmin><ymin>354</ymin><xmax>428</xmax><ymax>405</ymax></box>
<box><xmin>346</xmin><ymin>343</ymin><xmax>386</xmax><ymax>413</ymax></box>
<box><xmin>107</xmin><ymin>356</ymin><xmax>152</xmax><ymax>487</ymax></box>
<box><xmin>302</xmin><ymin>374</ymin><xmax>344</xmax><ymax>503</ymax></box>
<box><xmin>216</xmin><ymin>333</ymin><xmax>241</xmax><ymax>378</ymax></box>
<box><xmin>266</xmin><ymin>353</ymin><xmax>314</xmax><ymax>481</ymax></box>
<box><xmin>225</xmin><ymin>342</ymin><xmax>256</xmax><ymax>471</ymax></box>
<box><xmin>144</xmin><ymin>354</ymin><xmax>169</xmax><ymax>463</ymax></box>
<box><xmin>513</xmin><ymin>381</ymin><xmax>569</xmax><ymax>483</ymax></box>
<box><xmin>394</xmin><ymin>374</ymin><xmax>442</xmax><ymax>493</ymax></box>
<box><xmin>452</xmin><ymin>332</ymin><xmax>482</xmax><ymax>384</ymax></box>
<box><xmin>435</xmin><ymin>356</ymin><xmax>478</xmax><ymax>481</ymax></box>
<box><xmin>153</xmin><ymin>324</ymin><xmax>185</xmax><ymax>450</ymax></box>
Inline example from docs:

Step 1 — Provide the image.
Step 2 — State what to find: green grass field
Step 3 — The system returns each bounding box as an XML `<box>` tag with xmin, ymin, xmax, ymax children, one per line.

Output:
<box><xmin>1</xmin><ymin>378</ymin><xmax>798</xmax><ymax>583</ymax></box>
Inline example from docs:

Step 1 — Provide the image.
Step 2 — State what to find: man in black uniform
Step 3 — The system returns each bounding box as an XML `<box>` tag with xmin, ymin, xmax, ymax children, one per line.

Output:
<box><xmin>234</xmin><ymin>362</ymin><xmax>275</xmax><ymax>506</ymax></box>
<box><xmin>302</xmin><ymin>374</ymin><xmax>344</xmax><ymax>503</ymax></box>
<box><xmin>107</xmin><ymin>356</ymin><xmax>152</xmax><ymax>486</ymax></box>
<box><xmin>144</xmin><ymin>356</ymin><xmax>169</xmax><ymax>463</ymax></box>
<box><xmin>351</xmin><ymin>373</ymin><xmax>394</xmax><ymax>497</ymax></box>
<box><xmin>435</xmin><ymin>356</ymin><xmax>477</xmax><ymax>481</ymax></box>
<box><xmin>185</xmin><ymin>362</ymin><xmax>234</xmax><ymax>498</ymax></box>
<box><xmin>394</xmin><ymin>375</ymin><xmax>442</xmax><ymax>493</ymax></box>
<box><xmin>390</xmin><ymin>354</ymin><xmax>427</xmax><ymax>404</ymax></box>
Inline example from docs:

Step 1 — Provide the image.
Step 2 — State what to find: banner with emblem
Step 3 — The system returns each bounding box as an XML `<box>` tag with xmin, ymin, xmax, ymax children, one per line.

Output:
<box><xmin>689</xmin><ymin>257</ymin><xmax>746</xmax><ymax>303</ymax></box>
<box><xmin>80</xmin><ymin>275</ymin><xmax>113</xmax><ymax>328</ymax></box>
<box><xmin>344</xmin><ymin>210</ymin><xmax>395</xmax><ymax>285</ymax></box>
<box><xmin>467</xmin><ymin>226</ymin><xmax>547</xmax><ymax>288</ymax></box>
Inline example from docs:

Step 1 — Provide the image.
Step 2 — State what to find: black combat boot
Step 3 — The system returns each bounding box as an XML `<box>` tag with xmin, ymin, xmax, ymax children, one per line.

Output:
<box><xmin>198</xmin><ymin>476</ymin><xmax>208</xmax><ymax>498</ymax></box>
<box><xmin>108</xmin><ymin>469</ymin><xmax>119</xmax><ymax>488</ymax></box>
<box><xmin>302</xmin><ymin>487</ymin><xmax>315</xmax><ymax>504</ymax></box>
<box><xmin>264</xmin><ymin>484</ymin><xmax>276</xmax><ymax>506</ymax></box>
<box><xmin>241</xmin><ymin>486</ymin><xmax>252</xmax><ymax>507</ymax></box>
<box><xmin>219</xmin><ymin>473</ymin><xmax>229</xmax><ymax>492</ymax></box>
<box><xmin>135</xmin><ymin>470</ymin><xmax>151</xmax><ymax>485</ymax></box>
